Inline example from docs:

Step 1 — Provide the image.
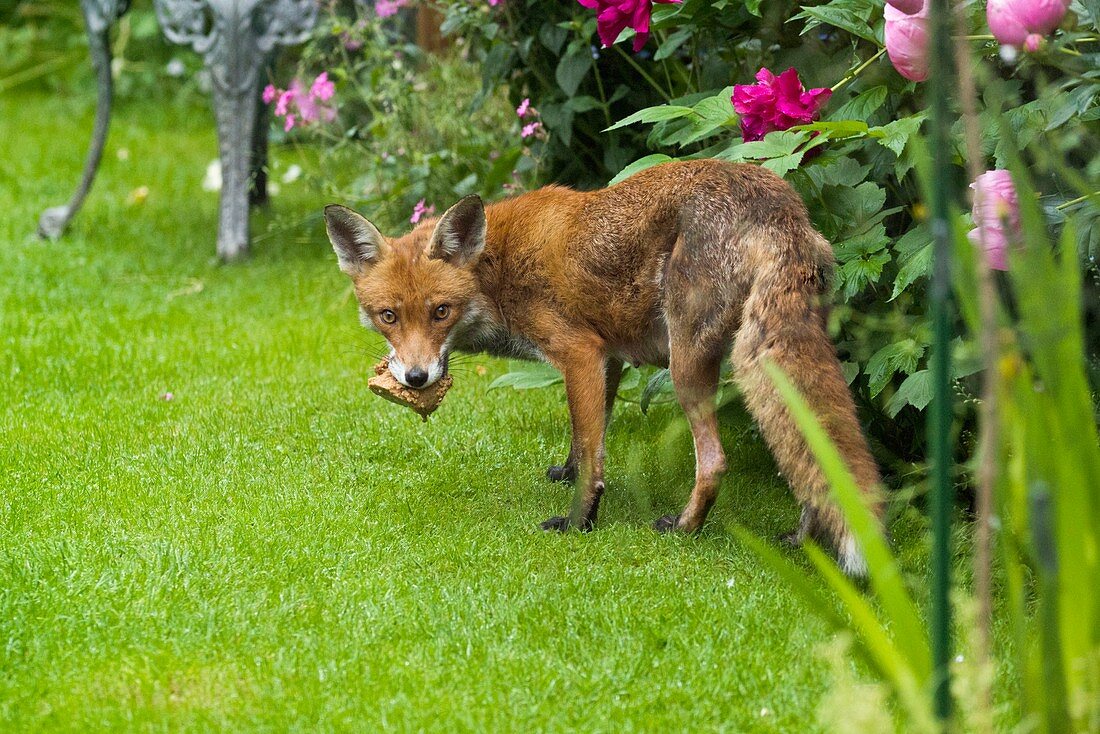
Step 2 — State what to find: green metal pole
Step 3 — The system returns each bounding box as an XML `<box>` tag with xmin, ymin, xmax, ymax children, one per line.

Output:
<box><xmin>927</xmin><ymin>0</ymin><xmax>956</xmax><ymax>724</ymax></box>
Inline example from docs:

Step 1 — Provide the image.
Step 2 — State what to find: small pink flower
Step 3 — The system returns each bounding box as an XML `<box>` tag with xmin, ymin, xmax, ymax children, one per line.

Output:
<box><xmin>284</xmin><ymin>114</ymin><xmax>296</xmax><ymax>132</ymax></box>
<box><xmin>262</xmin><ymin>84</ymin><xmax>278</xmax><ymax>104</ymax></box>
<box><xmin>987</xmin><ymin>0</ymin><xmax>1069</xmax><ymax>47</ymax></box>
<box><xmin>575</xmin><ymin>0</ymin><xmax>682</xmax><ymax>53</ymax></box>
<box><xmin>731</xmin><ymin>68</ymin><xmax>831</xmax><ymax>143</ymax></box>
<box><xmin>521</xmin><ymin>121</ymin><xmax>543</xmax><ymax>138</ymax></box>
<box><xmin>968</xmin><ymin>170</ymin><xmax>1020</xmax><ymax>271</ymax></box>
<box><xmin>516</xmin><ymin>98</ymin><xmax>531</xmax><ymax>118</ymax></box>
<box><xmin>275</xmin><ymin>89</ymin><xmax>295</xmax><ymax>117</ymax></box>
<box><xmin>375</xmin><ymin>0</ymin><xmax>406</xmax><ymax>18</ymax></box>
<box><xmin>310</xmin><ymin>72</ymin><xmax>335</xmax><ymax>101</ymax></box>
<box><xmin>884</xmin><ymin>0</ymin><xmax>930</xmax><ymax>82</ymax></box>
<box><xmin>411</xmin><ymin>199</ymin><xmax>435</xmax><ymax>224</ymax></box>
<box><xmin>488</xmin><ymin>0</ymin><xmax>500</xmax><ymax>5</ymax></box>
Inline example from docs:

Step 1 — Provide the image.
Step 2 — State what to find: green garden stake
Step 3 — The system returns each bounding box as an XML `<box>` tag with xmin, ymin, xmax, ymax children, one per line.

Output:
<box><xmin>926</xmin><ymin>0</ymin><xmax>957</xmax><ymax>724</ymax></box>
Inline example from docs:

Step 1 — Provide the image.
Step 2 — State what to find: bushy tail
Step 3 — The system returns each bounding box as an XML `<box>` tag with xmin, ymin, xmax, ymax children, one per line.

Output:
<box><xmin>731</xmin><ymin>230</ymin><xmax>882</xmax><ymax>576</ymax></box>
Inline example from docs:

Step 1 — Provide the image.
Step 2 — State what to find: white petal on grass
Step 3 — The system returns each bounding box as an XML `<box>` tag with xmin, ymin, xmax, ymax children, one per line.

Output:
<box><xmin>202</xmin><ymin>160</ymin><xmax>221</xmax><ymax>192</ymax></box>
<box><xmin>281</xmin><ymin>164</ymin><xmax>302</xmax><ymax>183</ymax></box>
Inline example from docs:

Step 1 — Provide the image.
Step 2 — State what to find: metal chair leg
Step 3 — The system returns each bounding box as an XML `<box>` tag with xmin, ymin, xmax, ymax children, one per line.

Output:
<box><xmin>37</xmin><ymin>0</ymin><xmax>131</xmax><ymax>240</ymax></box>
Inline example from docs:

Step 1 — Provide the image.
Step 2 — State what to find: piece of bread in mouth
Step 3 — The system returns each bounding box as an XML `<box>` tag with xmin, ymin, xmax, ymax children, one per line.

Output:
<box><xmin>367</xmin><ymin>357</ymin><xmax>452</xmax><ymax>421</ymax></box>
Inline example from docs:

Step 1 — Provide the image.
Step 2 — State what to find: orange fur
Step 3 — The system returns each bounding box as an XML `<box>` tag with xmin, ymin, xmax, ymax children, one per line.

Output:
<box><xmin>325</xmin><ymin>159</ymin><xmax>883</xmax><ymax>574</ymax></box>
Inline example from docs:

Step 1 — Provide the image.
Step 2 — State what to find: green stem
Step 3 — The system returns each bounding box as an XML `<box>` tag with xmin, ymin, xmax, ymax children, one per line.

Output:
<box><xmin>612</xmin><ymin>45</ymin><xmax>673</xmax><ymax>103</ymax></box>
<box><xmin>1056</xmin><ymin>191</ymin><xmax>1099</xmax><ymax>210</ymax></box>
<box><xmin>830</xmin><ymin>47</ymin><xmax>887</xmax><ymax>93</ymax></box>
<box><xmin>591</xmin><ymin>57</ymin><xmax>613</xmax><ymax>129</ymax></box>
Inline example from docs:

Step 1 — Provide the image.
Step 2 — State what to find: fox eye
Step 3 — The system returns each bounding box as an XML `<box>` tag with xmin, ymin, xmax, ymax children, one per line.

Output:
<box><xmin>379</xmin><ymin>309</ymin><xmax>397</xmax><ymax>325</ymax></box>
<box><xmin>434</xmin><ymin>304</ymin><xmax>451</xmax><ymax>320</ymax></box>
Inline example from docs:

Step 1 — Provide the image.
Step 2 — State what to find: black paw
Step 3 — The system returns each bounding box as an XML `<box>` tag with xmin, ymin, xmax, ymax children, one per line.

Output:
<box><xmin>546</xmin><ymin>464</ymin><xmax>577</xmax><ymax>482</ymax></box>
<box><xmin>778</xmin><ymin>530</ymin><xmax>804</xmax><ymax>547</ymax></box>
<box><xmin>540</xmin><ymin>515</ymin><xmax>571</xmax><ymax>532</ymax></box>
<box><xmin>653</xmin><ymin>514</ymin><xmax>682</xmax><ymax>533</ymax></box>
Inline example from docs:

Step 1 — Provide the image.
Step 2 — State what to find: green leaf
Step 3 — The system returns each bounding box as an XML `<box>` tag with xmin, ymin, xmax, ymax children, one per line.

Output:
<box><xmin>608</xmin><ymin>154</ymin><xmax>675</xmax><ymax>186</ymax></box>
<box><xmin>884</xmin><ymin>370</ymin><xmax>933</xmax><ymax>417</ymax></box>
<box><xmin>488</xmin><ymin>361</ymin><xmax>563</xmax><ymax>390</ymax></box>
<box><xmin>829</xmin><ymin>86</ymin><xmax>888</xmax><ymax>122</ymax></box>
<box><xmin>865</xmin><ymin>340</ymin><xmax>925</xmax><ymax>398</ymax></box>
<box><xmin>654</xmin><ymin>27</ymin><xmax>693</xmax><ymax>60</ymax></box>
<box><xmin>871</xmin><ymin>114</ymin><xmax>926</xmax><ymax>158</ymax></box>
<box><xmin>604</xmin><ymin>105</ymin><xmax>694</xmax><ymax>132</ymax></box>
<box><xmin>891</xmin><ymin>241</ymin><xmax>933</xmax><ymax>300</ymax></box>
<box><xmin>838</xmin><ymin>250</ymin><xmax>891</xmax><ymax>299</ymax></box>
<box><xmin>761</xmin><ymin>152</ymin><xmax>806</xmax><ymax>178</ymax></box>
<box><xmin>794</xmin><ymin>3</ymin><xmax>880</xmax><ymax>44</ymax></box>
<box><xmin>555</xmin><ymin>45</ymin><xmax>592</xmax><ymax>97</ymax></box>
<box><xmin>566</xmin><ymin>95</ymin><xmax>605</xmax><ymax>113</ymax></box>
<box><xmin>640</xmin><ymin>369</ymin><xmax>672</xmax><ymax>414</ymax></box>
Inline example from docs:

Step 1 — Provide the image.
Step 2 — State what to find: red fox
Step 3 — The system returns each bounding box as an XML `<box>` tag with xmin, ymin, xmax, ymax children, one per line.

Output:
<box><xmin>325</xmin><ymin>159</ymin><xmax>882</xmax><ymax>575</ymax></box>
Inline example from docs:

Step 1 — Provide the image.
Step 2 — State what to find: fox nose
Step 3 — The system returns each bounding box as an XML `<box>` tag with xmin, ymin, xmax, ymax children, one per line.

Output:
<box><xmin>405</xmin><ymin>367</ymin><xmax>428</xmax><ymax>388</ymax></box>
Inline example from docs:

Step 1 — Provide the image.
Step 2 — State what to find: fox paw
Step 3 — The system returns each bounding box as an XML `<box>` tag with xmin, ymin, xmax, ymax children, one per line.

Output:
<box><xmin>778</xmin><ymin>529</ymin><xmax>804</xmax><ymax>547</ymax></box>
<box><xmin>546</xmin><ymin>464</ymin><xmax>576</xmax><ymax>482</ymax></box>
<box><xmin>653</xmin><ymin>514</ymin><xmax>682</xmax><ymax>533</ymax></box>
<box><xmin>540</xmin><ymin>515</ymin><xmax>571</xmax><ymax>533</ymax></box>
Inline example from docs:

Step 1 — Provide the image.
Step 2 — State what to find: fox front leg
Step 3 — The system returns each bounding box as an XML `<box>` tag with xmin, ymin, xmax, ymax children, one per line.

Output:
<box><xmin>547</xmin><ymin>359</ymin><xmax>624</xmax><ymax>482</ymax></box>
<box><xmin>540</xmin><ymin>341</ymin><xmax>610</xmax><ymax>532</ymax></box>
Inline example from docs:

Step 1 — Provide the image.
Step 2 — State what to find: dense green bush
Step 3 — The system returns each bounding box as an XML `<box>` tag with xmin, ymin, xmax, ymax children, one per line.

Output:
<box><xmin>434</xmin><ymin>0</ymin><xmax>1100</xmax><ymax>477</ymax></box>
<box><xmin>286</xmin><ymin>3</ymin><xmax>535</xmax><ymax>232</ymax></box>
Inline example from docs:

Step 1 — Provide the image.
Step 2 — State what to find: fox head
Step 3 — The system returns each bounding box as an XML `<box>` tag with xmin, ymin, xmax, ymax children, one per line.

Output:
<box><xmin>324</xmin><ymin>196</ymin><xmax>487</xmax><ymax>389</ymax></box>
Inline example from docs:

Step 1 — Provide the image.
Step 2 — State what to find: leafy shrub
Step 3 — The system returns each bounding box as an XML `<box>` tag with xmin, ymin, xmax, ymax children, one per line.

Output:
<box><xmin>287</xmin><ymin>3</ymin><xmax>537</xmax><ymax>232</ymax></box>
<box><xmin>439</xmin><ymin>0</ymin><xmax>1100</xmax><ymax>476</ymax></box>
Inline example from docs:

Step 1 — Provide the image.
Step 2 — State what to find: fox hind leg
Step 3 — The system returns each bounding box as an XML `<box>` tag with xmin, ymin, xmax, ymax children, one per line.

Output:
<box><xmin>654</xmin><ymin>347</ymin><xmax>727</xmax><ymax>533</ymax></box>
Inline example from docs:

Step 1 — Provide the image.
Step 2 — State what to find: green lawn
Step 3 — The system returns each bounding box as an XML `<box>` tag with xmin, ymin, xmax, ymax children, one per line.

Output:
<box><xmin>1</xmin><ymin>92</ymin><xmax>927</xmax><ymax>731</ymax></box>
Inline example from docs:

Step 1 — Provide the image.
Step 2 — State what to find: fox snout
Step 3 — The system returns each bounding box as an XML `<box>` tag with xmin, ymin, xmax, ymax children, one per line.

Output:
<box><xmin>387</xmin><ymin>351</ymin><xmax>447</xmax><ymax>389</ymax></box>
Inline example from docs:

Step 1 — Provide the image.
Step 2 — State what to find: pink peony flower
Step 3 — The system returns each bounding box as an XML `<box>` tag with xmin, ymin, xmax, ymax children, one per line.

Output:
<box><xmin>575</xmin><ymin>0</ymin><xmax>682</xmax><ymax>53</ymax></box>
<box><xmin>884</xmin><ymin>0</ymin><xmax>930</xmax><ymax>82</ymax></box>
<box><xmin>516</xmin><ymin>98</ymin><xmax>531</xmax><ymax>118</ymax></box>
<box><xmin>262</xmin><ymin>84</ymin><xmax>277</xmax><ymax>104</ymax></box>
<box><xmin>310</xmin><ymin>72</ymin><xmax>335</xmax><ymax>101</ymax></box>
<box><xmin>886</xmin><ymin>0</ymin><xmax>924</xmax><ymax>13</ymax></box>
<box><xmin>968</xmin><ymin>170</ymin><xmax>1020</xmax><ymax>271</ymax></box>
<box><xmin>731</xmin><ymin>68</ymin><xmax>832</xmax><ymax>143</ymax></box>
<box><xmin>411</xmin><ymin>199</ymin><xmax>435</xmax><ymax>224</ymax></box>
<box><xmin>987</xmin><ymin>0</ymin><xmax>1069</xmax><ymax>47</ymax></box>
<box><xmin>375</xmin><ymin>0</ymin><xmax>407</xmax><ymax>18</ymax></box>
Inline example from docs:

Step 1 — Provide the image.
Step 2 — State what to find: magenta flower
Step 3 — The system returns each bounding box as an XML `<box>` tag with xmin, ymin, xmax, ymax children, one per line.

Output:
<box><xmin>521</xmin><ymin>121</ymin><xmax>543</xmax><ymax>138</ymax></box>
<box><xmin>731</xmin><ymin>68</ymin><xmax>832</xmax><ymax>143</ymax></box>
<box><xmin>310</xmin><ymin>72</ymin><xmax>335</xmax><ymax>102</ymax></box>
<box><xmin>884</xmin><ymin>0</ymin><xmax>930</xmax><ymax>82</ymax></box>
<box><xmin>265</xmin><ymin>74</ymin><xmax>336</xmax><ymax>131</ymax></box>
<box><xmin>516</xmin><ymin>98</ymin><xmax>531</xmax><ymax>118</ymax></box>
<box><xmin>987</xmin><ymin>0</ymin><xmax>1069</xmax><ymax>47</ymax></box>
<box><xmin>968</xmin><ymin>170</ymin><xmax>1020</xmax><ymax>271</ymax></box>
<box><xmin>375</xmin><ymin>0</ymin><xmax>407</xmax><ymax>18</ymax></box>
<box><xmin>411</xmin><ymin>199</ymin><xmax>435</xmax><ymax>225</ymax></box>
<box><xmin>575</xmin><ymin>0</ymin><xmax>681</xmax><ymax>53</ymax></box>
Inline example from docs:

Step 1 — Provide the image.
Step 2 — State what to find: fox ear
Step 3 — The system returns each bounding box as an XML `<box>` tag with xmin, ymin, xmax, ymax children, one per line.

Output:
<box><xmin>428</xmin><ymin>195</ymin><xmax>486</xmax><ymax>265</ymax></box>
<box><xmin>324</xmin><ymin>204</ymin><xmax>387</xmax><ymax>276</ymax></box>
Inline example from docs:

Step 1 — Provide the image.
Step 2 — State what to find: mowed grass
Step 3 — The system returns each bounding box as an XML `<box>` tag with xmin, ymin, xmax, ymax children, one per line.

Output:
<box><xmin>1</xmin><ymin>91</ymin><xmax>927</xmax><ymax>732</ymax></box>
